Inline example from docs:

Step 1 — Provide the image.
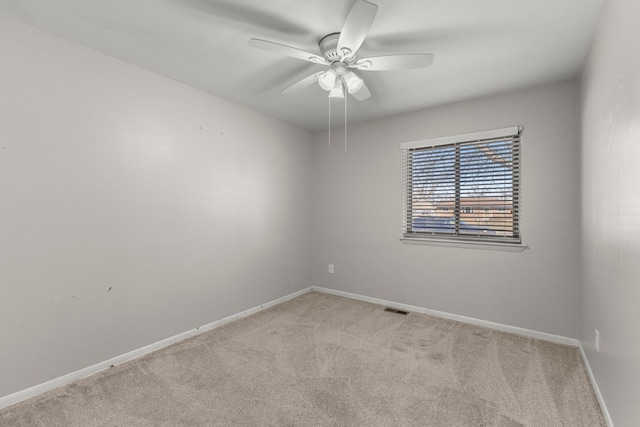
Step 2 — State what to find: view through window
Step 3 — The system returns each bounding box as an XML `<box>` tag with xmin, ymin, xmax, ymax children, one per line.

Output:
<box><xmin>402</xmin><ymin>127</ymin><xmax>522</xmax><ymax>244</ymax></box>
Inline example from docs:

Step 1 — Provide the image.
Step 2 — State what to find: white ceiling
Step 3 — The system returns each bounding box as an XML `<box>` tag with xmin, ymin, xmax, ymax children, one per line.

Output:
<box><xmin>0</xmin><ymin>0</ymin><xmax>605</xmax><ymax>131</ymax></box>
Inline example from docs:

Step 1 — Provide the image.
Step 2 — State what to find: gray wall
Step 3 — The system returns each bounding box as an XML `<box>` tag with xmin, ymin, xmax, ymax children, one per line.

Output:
<box><xmin>0</xmin><ymin>18</ymin><xmax>312</xmax><ymax>398</ymax></box>
<box><xmin>580</xmin><ymin>0</ymin><xmax>640</xmax><ymax>424</ymax></box>
<box><xmin>311</xmin><ymin>81</ymin><xmax>581</xmax><ymax>338</ymax></box>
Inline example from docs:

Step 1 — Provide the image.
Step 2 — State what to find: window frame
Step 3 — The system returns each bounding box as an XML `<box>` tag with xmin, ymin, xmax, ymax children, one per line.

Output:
<box><xmin>400</xmin><ymin>126</ymin><xmax>526</xmax><ymax>251</ymax></box>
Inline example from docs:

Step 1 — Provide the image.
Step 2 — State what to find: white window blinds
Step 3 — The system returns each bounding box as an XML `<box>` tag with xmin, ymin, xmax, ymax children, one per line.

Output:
<box><xmin>401</xmin><ymin>126</ymin><xmax>522</xmax><ymax>244</ymax></box>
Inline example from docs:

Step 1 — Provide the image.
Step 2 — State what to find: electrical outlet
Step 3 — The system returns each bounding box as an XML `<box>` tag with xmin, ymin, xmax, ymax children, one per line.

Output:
<box><xmin>328</xmin><ymin>264</ymin><xmax>334</xmax><ymax>274</ymax></box>
<box><xmin>595</xmin><ymin>329</ymin><xmax>600</xmax><ymax>352</ymax></box>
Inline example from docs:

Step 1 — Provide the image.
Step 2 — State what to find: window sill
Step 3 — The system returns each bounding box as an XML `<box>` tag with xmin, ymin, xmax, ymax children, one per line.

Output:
<box><xmin>400</xmin><ymin>237</ymin><xmax>528</xmax><ymax>252</ymax></box>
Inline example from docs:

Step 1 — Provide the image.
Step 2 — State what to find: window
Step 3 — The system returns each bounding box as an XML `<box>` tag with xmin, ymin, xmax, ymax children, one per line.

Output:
<box><xmin>401</xmin><ymin>126</ymin><xmax>522</xmax><ymax>245</ymax></box>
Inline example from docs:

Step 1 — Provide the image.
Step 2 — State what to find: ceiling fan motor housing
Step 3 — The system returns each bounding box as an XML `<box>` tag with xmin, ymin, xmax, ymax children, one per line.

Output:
<box><xmin>320</xmin><ymin>33</ymin><xmax>352</xmax><ymax>63</ymax></box>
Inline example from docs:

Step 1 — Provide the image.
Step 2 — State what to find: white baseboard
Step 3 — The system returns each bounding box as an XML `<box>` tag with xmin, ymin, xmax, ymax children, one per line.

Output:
<box><xmin>578</xmin><ymin>343</ymin><xmax>614</xmax><ymax>427</ymax></box>
<box><xmin>312</xmin><ymin>286</ymin><xmax>579</xmax><ymax>346</ymax></box>
<box><xmin>2</xmin><ymin>285</ymin><xmax>610</xmax><ymax>427</ymax></box>
<box><xmin>0</xmin><ymin>287</ymin><xmax>311</xmax><ymax>411</ymax></box>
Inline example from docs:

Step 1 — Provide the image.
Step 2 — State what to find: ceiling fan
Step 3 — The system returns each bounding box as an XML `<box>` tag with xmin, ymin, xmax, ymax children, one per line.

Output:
<box><xmin>248</xmin><ymin>0</ymin><xmax>434</xmax><ymax>100</ymax></box>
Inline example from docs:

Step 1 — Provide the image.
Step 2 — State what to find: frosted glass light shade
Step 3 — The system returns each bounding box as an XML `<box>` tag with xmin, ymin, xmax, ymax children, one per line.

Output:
<box><xmin>329</xmin><ymin>79</ymin><xmax>345</xmax><ymax>98</ymax></box>
<box><xmin>318</xmin><ymin>70</ymin><xmax>337</xmax><ymax>91</ymax></box>
<box><xmin>343</xmin><ymin>71</ymin><xmax>363</xmax><ymax>94</ymax></box>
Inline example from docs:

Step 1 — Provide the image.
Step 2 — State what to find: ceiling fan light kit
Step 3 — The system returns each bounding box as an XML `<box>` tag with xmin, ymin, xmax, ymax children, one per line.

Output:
<box><xmin>247</xmin><ymin>0</ymin><xmax>434</xmax><ymax>102</ymax></box>
<box><xmin>318</xmin><ymin>61</ymin><xmax>364</xmax><ymax>96</ymax></box>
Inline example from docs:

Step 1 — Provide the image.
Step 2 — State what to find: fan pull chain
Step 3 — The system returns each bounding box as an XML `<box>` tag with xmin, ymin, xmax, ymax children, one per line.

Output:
<box><xmin>344</xmin><ymin>91</ymin><xmax>348</xmax><ymax>152</ymax></box>
<box><xmin>328</xmin><ymin>96</ymin><xmax>331</xmax><ymax>146</ymax></box>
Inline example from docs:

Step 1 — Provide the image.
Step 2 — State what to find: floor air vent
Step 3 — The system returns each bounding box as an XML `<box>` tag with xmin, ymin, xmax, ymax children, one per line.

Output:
<box><xmin>384</xmin><ymin>307</ymin><xmax>409</xmax><ymax>315</ymax></box>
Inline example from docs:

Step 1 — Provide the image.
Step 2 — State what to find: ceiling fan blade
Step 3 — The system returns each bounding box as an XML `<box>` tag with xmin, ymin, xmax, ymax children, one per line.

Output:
<box><xmin>351</xmin><ymin>81</ymin><xmax>371</xmax><ymax>101</ymax></box>
<box><xmin>248</xmin><ymin>39</ymin><xmax>329</xmax><ymax>65</ymax></box>
<box><xmin>353</xmin><ymin>53</ymin><xmax>435</xmax><ymax>71</ymax></box>
<box><xmin>280</xmin><ymin>72</ymin><xmax>324</xmax><ymax>95</ymax></box>
<box><xmin>337</xmin><ymin>0</ymin><xmax>378</xmax><ymax>59</ymax></box>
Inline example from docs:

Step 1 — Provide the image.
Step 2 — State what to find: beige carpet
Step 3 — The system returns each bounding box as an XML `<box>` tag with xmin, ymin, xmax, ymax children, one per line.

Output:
<box><xmin>0</xmin><ymin>291</ymin><xmax>605</xmax><ymax>426</ymax></box>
